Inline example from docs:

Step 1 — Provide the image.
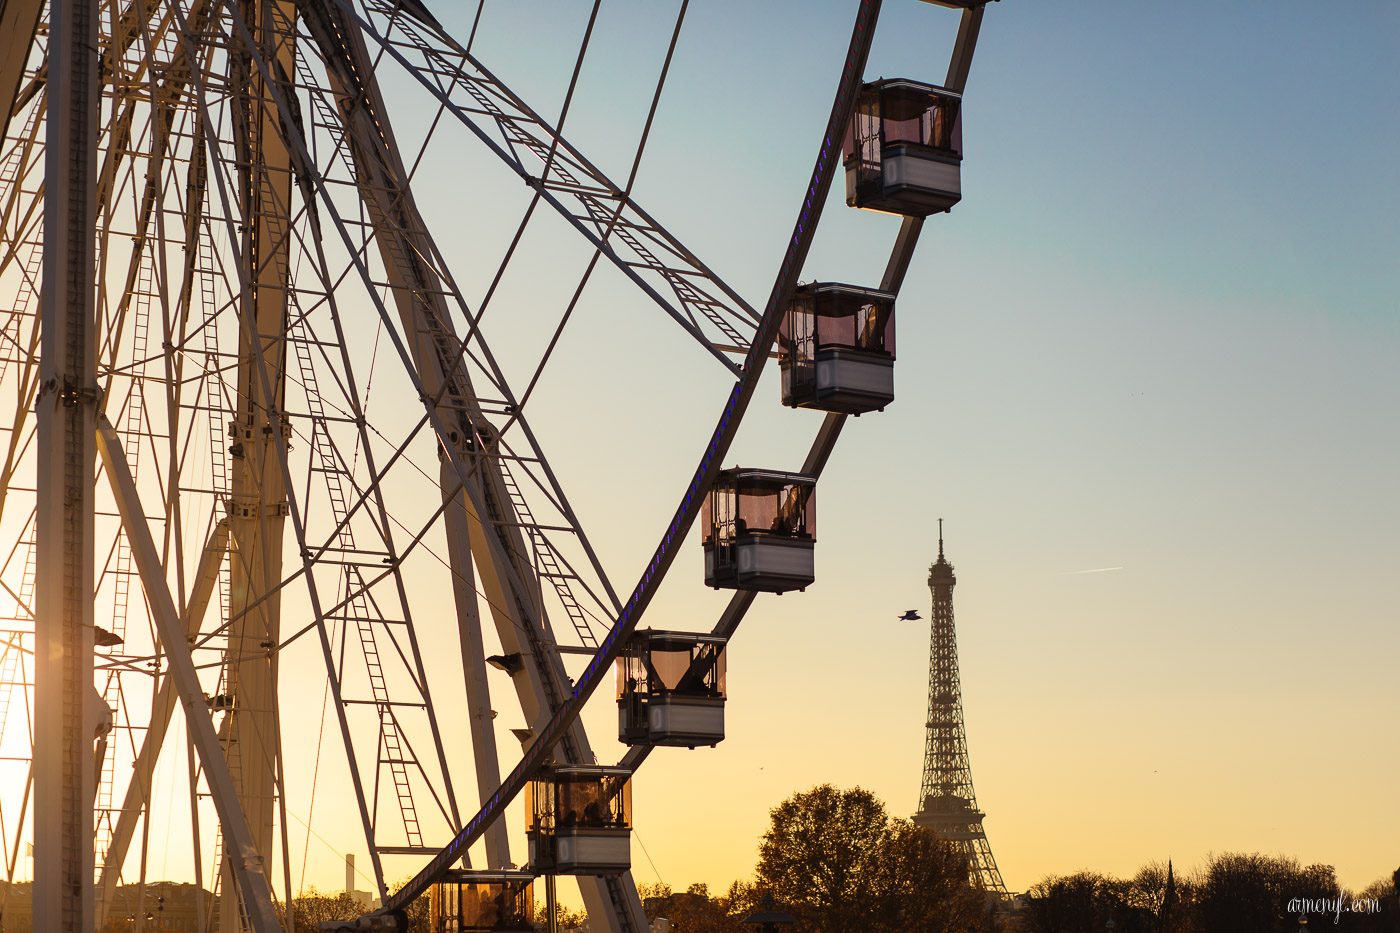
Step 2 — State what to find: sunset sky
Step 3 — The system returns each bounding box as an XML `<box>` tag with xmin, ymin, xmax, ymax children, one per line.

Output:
<box><xmin>405</xmin><ymin>0</ymin><xmax>1399</xmax><ymax>898</ymax></box>
<box><xmin>6</xmin><ymin>0</ymin><xmax>1397</xmax><ymax>909</ymax></box>
<box><xmin>438</xmin><ymin>0</ymin><xmax>1398</xmax><ymax>898</ymax></box>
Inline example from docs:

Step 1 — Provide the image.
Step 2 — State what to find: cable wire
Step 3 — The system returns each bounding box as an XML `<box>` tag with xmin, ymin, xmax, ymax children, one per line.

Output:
<box><xmin>510</xmin><ymin>0</ymin><xmax>690</xmax><ymax>419</ymax></box>
<box><xmin>468</xmin><ymin>0</ymin><xmax>603</xmax><ymax>331</ymax></box>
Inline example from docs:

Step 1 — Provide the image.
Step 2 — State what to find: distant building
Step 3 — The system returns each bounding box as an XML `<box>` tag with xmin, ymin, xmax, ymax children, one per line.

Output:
<box><xmin>107</xmin><ymin>881</ymin><xmax>213</xmax><ymax>933</ymax></box>
<box><xmin>344</xmin><ymin>854</ymin><xmax>379</xmax><ymax>909</ymax></box>
<box><xmin>0</xmin><ymin>881</ymin><xmax>31</xmax><ymax>933</ymax></box>
<box><xmin>1</xmin><ymin>880</ymin><xmax>215</xmax><ymax>933</ymax></box>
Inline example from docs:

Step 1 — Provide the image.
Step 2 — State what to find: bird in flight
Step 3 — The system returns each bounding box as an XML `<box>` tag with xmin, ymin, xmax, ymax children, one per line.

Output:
<box><xmin>897</xmin><ymin>610</ymin><xmax>922</xmax><ymax>621</ymax></box>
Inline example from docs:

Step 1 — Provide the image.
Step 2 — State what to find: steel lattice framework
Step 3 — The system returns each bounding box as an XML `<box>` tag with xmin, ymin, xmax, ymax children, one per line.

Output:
<box><xmin>914</xmin><ymin>522</ymin><xmax>1008</xmax><ymax>896</ymax></box>
<box><xmin>0</xmin><ymin>0</ymin><xmax>1000</xmax><ymax>930</ymax></box>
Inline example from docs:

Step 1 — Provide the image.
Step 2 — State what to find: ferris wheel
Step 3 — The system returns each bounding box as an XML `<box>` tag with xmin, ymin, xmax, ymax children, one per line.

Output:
<box><xmin>0</xmin><ymin>0</ymin><xmax>996</xmax><ymax>931</ymax></box>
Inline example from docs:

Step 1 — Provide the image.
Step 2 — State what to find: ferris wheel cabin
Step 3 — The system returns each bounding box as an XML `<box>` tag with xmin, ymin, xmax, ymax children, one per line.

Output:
<box><xmin>527</xmin><ymin>766</ymin><xmax>632</xmax><ymax>875</ymax></box>
<box><xmin>428</xmin><ymin>871</ymin><xmax>534</xmax><ymax>933</ymax></box>
<box><xmin>844</xmin><ymin>79</ymin><xmax>962</xmax><ymax>216</ymax></box>
<box><xmin>702</xmin><ymin>469</ymin><xmax>816</xmax><ymax>593</ymax></box>
<box><xmin>780</xmin><ymin>283</ymin><xmax>897</xmax><ymax>413</ymax></box>
<box><xmin>617</xmin><ymin>630</ymin><xmax>727</xmax><ymax>748</ymax></box>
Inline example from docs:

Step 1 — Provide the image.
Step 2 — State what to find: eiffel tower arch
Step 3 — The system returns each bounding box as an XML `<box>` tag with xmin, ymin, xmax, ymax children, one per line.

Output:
<box><xmin>913</xmin><ymin>521</ymin><xmax>1008</xmax><ymax>896</ymax></box>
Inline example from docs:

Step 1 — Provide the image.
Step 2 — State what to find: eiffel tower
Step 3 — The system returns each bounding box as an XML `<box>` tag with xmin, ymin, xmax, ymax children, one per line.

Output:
<box><xmin>913</xmin><ymin>521</ymin><xmax>1008</xmax><ymax>895</ymax></box>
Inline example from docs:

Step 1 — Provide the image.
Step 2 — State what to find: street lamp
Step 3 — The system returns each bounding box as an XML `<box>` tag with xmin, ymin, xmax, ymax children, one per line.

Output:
<box><xmin>743</xmin><ymin>895</ymin><xmax>796</xmax><ymax>933</ymax></box>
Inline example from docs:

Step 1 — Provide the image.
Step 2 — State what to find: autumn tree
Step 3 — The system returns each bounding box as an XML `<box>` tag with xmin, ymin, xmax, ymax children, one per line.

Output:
<box><xmin>1194</xmin><ymin>852</ymin><xmax>1340</xmax><ymax>933</ymax></box>
<box><xmin>1019</xmin><ymin>870</ymin><xmax>1117</xmax><ymax>933</ymax></box>
<box><xmin>872</xmin><ymin>819</ymin><xmax>988</xmax><ymax>933</ymax></box>
<box><xmin>637</xmin><ymin>880</ymin><xmax>762</xmax><ymax>933</ymax></box>
<box><xmin>1355</xmin><ymin>868</ymin><xmax>1397</xmax><ymax>909</ymax></box>
<box><xmin>758</xmin><ymin>785</ymin><xmax>888</xmax><ymax>933</ymax></box>
<box><xmin>757</xmin><ymin>784</ymin><xmax>986</xmax><ymax>933</ymax></box>
<box><xmin>534</xmin><ymin>901</ymin><xmax>587</xmax><ymax>931</ymax></box>
<box><xmin>288</xmin><ymin>888</ymin><xmax>362</xmax><ymax>933</ymax></box>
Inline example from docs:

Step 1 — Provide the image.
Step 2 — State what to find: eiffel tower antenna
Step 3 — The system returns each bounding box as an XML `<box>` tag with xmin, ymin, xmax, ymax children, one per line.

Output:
<box><xmin>914</xmin><ymin>525</ymin><xmax>1008</xmax><ymax>895</ymax></box>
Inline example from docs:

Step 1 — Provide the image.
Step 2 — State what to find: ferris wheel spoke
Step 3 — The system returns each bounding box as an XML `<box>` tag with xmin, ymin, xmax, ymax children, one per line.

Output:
<box><xmin>0</xmin><ymin>0</ymin><xmax>44</xmax><ymax>146</ymax></box>
<box><xmin>258</xmin><ymin>0</ymin><xmax>625</xmax><ymax>656</ymax></box>
<box><xmin>162</xmin><ymin>0</ymin><xmax>468</xmax><ymax>891</ymax></box>
<box><xmin>0</xmin><ymin>142</ymin><xmax>44</xmax><ymax>288</ymax></box>
<box><xmin>336</xmin><ymin>0</ymin><xmax>757</xmax><ymax>373</ymax></box>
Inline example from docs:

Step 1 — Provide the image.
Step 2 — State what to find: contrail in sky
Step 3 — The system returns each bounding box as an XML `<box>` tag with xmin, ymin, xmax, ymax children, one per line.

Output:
<box><xmin>1059</xmin><ymin>566</ymin><xmax>1125</xmax><ymax>575</ymax></box>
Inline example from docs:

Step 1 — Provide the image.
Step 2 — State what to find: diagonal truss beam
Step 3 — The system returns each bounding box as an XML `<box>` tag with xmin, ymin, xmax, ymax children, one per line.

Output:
<box><xmin>0</xmin><ymin>0</ymin><xmax>44</xmax><ymax>145</ymax></box>
<box><xmin>96</xmin><ymin>415</ymin><xmax>281</xmax><ymax>933</ymax></box>
<box><xmin>95</xmin><ymin>518</ymin><xmax>230</xmax><ymax>923</ymax></box>
<box><xmin>334</xmin><ymin>0</ymin><xmax>758</xmax><ymax>371</ymax></box>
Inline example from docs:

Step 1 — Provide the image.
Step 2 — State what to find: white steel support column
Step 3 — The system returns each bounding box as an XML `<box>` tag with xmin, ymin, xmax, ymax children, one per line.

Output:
<box><xmin>441</xmin><ymin>462</ymin><xmax>511</xmax><ymax>870</ymax></box>
<box><xmin>96</xmin><ymin>418</ymin><xmax>282</xmax><ymax>933</ymax></box>
<box><xmin>223</xmin><ymin>4</ymin><xmax>297</xmax><ymax>928</ymax></box>
<box><xmin>34</xmin><ymin>0</ymin><xmax>99</xmax><ymax>930</ymax></box>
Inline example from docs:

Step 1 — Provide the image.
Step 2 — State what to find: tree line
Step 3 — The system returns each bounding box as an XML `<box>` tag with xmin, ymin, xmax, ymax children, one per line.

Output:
<box><xmin>275</xmin><ymin>784</ymin><xmax>1398</xmax><ymax>933</ymax></box>
<box><xmin>1019</xmin><ymin>854</ymin><xmax>1399</xmax><ymax>933</ymax></box>
<box><xmin>638</xmin><ymin>785</ymin><xmax>1399</xmax><ymax>933</ymax></box>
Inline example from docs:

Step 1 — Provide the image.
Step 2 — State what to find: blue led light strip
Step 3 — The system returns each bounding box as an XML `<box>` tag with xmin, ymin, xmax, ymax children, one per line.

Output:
<box><xmin>379</xmin><ymin>0</ymin><xmax>882</xmax><ymax>913</ymax></box>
